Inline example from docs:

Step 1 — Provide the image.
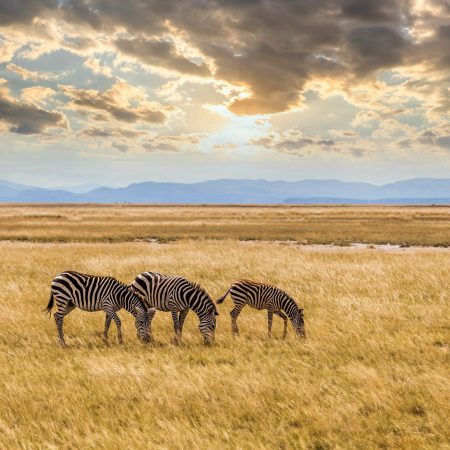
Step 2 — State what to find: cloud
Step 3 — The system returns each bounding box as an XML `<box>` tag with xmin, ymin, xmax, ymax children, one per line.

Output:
<box><xmin>250</xmin><ymin>127</ymin><xmax>373</xmax><ymax>157</ymax></box>
<box><xmin>6</xmin><ymin>63</ymin><xmax>55</xmax><ymax>81</ymax></box>
<box><xmin>112</xmin><ymin>142</ymin><xmax>129</xmax><ymax>153</ymax></box>
<box><xmin>397</xmin><ymin>125</ymin><xmax>450</xmax><ymax>152</ymax></box>
<box><xmin>213</xmin><ymin>143</ymin><xmax>237</xmax><ymax>151</ymax></box>
<box><xmin>0</xmin><ymin>36</ymin><xmax>22</xmax><ymax>63</ymax></box>
<box><xmin>83</xmin><ymin>58</ymin><xmax>113</xmax><ymax>77</ymax></box>
<box><xmin>81</xmin><ymin>126</ymin><xmax>147</xmax><ymax>139</ymax></box>
<box><xmin>60</xmin><ymin>82</ymin><xmax>168</xmax><ymax>124</ymax></box>
<box><xmin>418</xmin><ymin>127</ymin><xmax>450</xmax><ymax>151</ymax></box>
<box><xmin>20</xmin><ymin>86</ymin><xmax>56</xmax><ymax>104</ymax></box>
<box><xmin>16</xmin><ymin>0</ymin><xmax>428</xmax><ymax>115</ymax></box>
<box><xmin>114</xmin><ymin>37</ymin><xmax>210</xmax><ymax>77</ymax></box>
<box><xmin>345</xmin><ymin>26</ymin><xmax>410</xmax><ymax>75</ymax></box>
<box><xmin>351</xmin><ymin>108</ymin><xmax>408</xmax><ymax>128</ymax></box>
<box><xmin>0</xmin><ymin>0</ymin><xmax>449</xmax><ymax>122</ymax></box>
<box><xmin>341</xmin><ymin>0</ymin><xmax>404</xmax><ymax>22</ymax></box>
<box><xmin>329</xmin><ymin>129</ymin><xmax>359</xmax><ymax>138</ymax></box>
<box><xmin>436</xmin><ymin>135</ymin><xmax>450</xmax><ymax>149</ymax></box>
<box><xmin>251</xmin><ymin>129</ymin><xmax>334</xmax><ymax>153</ymax></box>
<box><xmin>0</xmin><ymin>0</ymin><xmax>57</xmax><ymax>26</ymax></box>
<box><xmin>143</xmin><ymin>133</ymin><xmax>205</xmax><ymax>152</ymax></box>
<box><xmin>0</xmin><ymin>82</ymin><xmax>66</xmax><ymax>134</ymax></box>
<box><xmin>371</xmin><ymin>118</ymin><xmax>415</xmax><ymax>138</ymax></box>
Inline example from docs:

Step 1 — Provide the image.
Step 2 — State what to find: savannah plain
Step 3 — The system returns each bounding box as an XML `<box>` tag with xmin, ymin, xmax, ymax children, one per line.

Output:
<box><xmin>0</xmin><ymin>205</ymin><xmax>449</xmax><ymax>449</ymax></box>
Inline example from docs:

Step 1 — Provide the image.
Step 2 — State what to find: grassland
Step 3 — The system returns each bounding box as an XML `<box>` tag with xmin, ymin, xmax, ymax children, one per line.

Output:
<box><xmin>0</xmin><ymin>206</ymin><xmax>449</xmax><ymax>449</ymax></box>
<box><xmin>0</xmin><ymin>204</ymin><xmax>449</xmax><ymax>246</ymax></box>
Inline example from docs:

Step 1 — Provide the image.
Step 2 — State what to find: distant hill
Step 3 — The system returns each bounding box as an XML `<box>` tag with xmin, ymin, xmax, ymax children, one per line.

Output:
<box><xmin>284</xmin><ymin>197</ymin><xmax>450</xmax><ymax>205</ymax></box>
<box><xmin>0</xmin><ymin>178</ymin><xmax>449</xmax><ymax>204</ymax></box>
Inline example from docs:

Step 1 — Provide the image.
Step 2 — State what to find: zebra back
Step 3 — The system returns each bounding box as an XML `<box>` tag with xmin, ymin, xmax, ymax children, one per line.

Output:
<box><xmin>132</xmin><ymin>271</ymin><xmax>217</xmax><ymax>317</ymax></box>
<box><xmin>233</xmin><ymin>279</ymin><xmax>301</xmax><ymax>318</ymax></box>
<box><xmin>51</xmin><ymin>271</ymin><xmax>147</xmax><ymax>314</ymax></box>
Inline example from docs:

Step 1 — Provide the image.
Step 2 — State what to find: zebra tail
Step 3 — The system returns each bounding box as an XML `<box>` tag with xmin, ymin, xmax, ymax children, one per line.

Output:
<box><xmin>216</xmin><ymin>288</ymin><xmax>230</xmax><ymax>304</ymax></box>
<box><xmin>43</xmin><ymin>292</ymin><xmax>54</xmax><ymax>316</ymax></box>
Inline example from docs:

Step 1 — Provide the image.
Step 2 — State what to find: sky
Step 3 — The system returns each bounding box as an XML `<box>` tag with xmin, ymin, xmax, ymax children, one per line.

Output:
<box><xmin>0</xmin><ymin>0</ymin><xmax>449</xmax><ymax>188</ymax></box>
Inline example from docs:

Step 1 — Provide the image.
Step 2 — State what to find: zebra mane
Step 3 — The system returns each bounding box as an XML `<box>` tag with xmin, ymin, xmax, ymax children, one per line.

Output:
<box><xmin>126</xmin><ymin>284</ymin><xmax>149</xmax><ymax>309</ymax></box>
<box><xmin>189</xmin><ymin>281</ymin><xmax>218</xmax><ymax>314</ymax></box>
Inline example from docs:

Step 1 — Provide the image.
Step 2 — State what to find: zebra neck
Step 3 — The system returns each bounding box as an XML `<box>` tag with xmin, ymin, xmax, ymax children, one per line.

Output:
<box><xmin>188</xmin><ymin>296</ymin><xmax>211</xmax><ymax>319</ymax></box>
<box><xmin>188</xmin><ymin>301</ymin><xmax>203</xmax><ymax>318</ymax></box>
<box><xmin>283</xmin><ymin>297</ymin><xmax>299</xmax><ymax>321</ymax></box>
<box><xmin>123</xmin><ymin>293</ymin><xmax>142</xmax><ymax>316</ymax></box>
<box><xmin>286</xmin><ymin>309</ymin><xmax>298</xmax><ymax>321</ymax></box>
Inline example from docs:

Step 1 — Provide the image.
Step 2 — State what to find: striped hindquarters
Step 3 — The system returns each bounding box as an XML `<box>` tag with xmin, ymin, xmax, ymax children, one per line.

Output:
<box><xmin>51</xmin><ymin>271</ymin><xmax>125</xmax><ymax>311</ymax></box>
<box><xmin>230</xmin><ymin>280</ymin><xmax>268</xmax><ymax>310</ymax></box>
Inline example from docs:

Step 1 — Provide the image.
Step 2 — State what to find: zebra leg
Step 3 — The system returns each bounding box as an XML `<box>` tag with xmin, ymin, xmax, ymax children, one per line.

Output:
<box><xmin>274</xmin><ymin>310</ymin><xmax>288</xmax><ymax>338</ymax></box>
<box><xmin>54</xmin><ymin>312</ymin><xmax>66</xmax><ymax>346</ymax></box>
<box><xmin>171</xmin><ymin>310</ymin><xmax>181</xmax><ymax>343</ymax></box>
<box><xmin>110</xmin><ymin>312</ymin><xmax>123</xmax><ymax>344</ymax></box>
<box><xmin>103</xmin><ymin>314</ymin><xmax>112</xmax><ymax>343</ymax></box>
<box><xmin>230</xmin><ymin>304</ymin><xmax>244</xmax><ymax>337</ymax></box>
<box><xmin>148</xmin><ymin>309</ymin><xmax>156</xmax><ymax>341</ymax></box>
<box><xmin>267</xmin><ymin>310</ymin><xmax>274</xmax><ymax>338</ymax></box>
<box><xmin>178</xmin><ymin>308</ymin><xmax>189</xmax><ymax>339</ymax></box>
<box><xmin>54</xmin><ymin>303</ymin><xmax>75</xmax><ymax>346</ymax></box>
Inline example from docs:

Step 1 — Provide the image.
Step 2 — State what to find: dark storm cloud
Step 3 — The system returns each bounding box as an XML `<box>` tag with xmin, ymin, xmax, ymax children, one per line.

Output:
<box><xmin>341</xmin><ymin>0</ymin><xmax>405</xmax><ymax>22</ymax></box>
<box><xmin>438</xmin><ymin>25</ymin><xmax>450</xmax><ymax>39</ymax></box>
<box><xmin>53</xmin><ymin>0</ymin><xmax>422</xmax><ymax>113</ymax></box>
<box><xmin>0</xmin><ymin>90</ymin><xmax>66</xmax><ymax>134</ymax></box>
<box><xmin>346</xmin><ymin>26</ymin><xmax>410</xmax><ymax>75</ymax></box>
<box><xmin>115</xmin><ymin>37</ymin><xmax>210</xmax><ymax>76</ymax></box>
<box><xmin>1</xmin><ymin>0</ymin><xmax>449</xmax><ymax>115</ymax></box>
<box><xmin>61</xmin><ymin>0</ymin><xmax>102</xmax><ymax>30</ymax></box>
<box><xmin>0</xmin><ymin>0</ymin><xmax>57</xmax><ymax>26</ymax></box>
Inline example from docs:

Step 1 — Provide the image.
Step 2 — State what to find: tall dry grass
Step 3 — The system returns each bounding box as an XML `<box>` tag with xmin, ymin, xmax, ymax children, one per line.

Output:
<box><xmin>0</xmin><ymin>240</ymin><xmax>448</xmax><ymax>449</ymax></box>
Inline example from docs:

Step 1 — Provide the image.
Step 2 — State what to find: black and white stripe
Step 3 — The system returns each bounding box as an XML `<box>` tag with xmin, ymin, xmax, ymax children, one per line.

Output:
<box><xmin>44</xmin><ymin>271</ymin><xmax>154</xmax><ymax>345</ymax></box>
<box><xmin>216</xmin><ymin>280</ymin><xmax>305</xmax><ymax>338</ymax></box>
<box><xmin>131</xmin><ymin>272</ymin><xmax>218</xmax><ymax>344</ymax></box>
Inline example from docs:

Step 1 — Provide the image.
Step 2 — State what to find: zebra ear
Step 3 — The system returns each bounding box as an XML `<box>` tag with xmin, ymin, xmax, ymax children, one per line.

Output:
<box><xmin>215</xmin><ymin>310</ymin><xmax>219</xmax><ymax>316</ymax></box>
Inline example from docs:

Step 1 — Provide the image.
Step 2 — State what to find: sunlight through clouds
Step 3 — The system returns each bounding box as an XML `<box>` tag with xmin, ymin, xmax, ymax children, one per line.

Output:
<box><xmin>0</xmin><ymin>0</ymin><xmax>449</xmax><ymax>185</ymax></box>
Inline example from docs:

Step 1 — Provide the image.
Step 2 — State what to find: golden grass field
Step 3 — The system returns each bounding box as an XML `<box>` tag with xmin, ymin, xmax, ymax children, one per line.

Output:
<box><xmin>1</xmin><ymin>204</ymin><xmax>449</xmax><ymax>246</ymax></box>
<box><xmin>0</xmin><ymin>206</ymin><xmax>449</xmax><ymax>449</ymax></box>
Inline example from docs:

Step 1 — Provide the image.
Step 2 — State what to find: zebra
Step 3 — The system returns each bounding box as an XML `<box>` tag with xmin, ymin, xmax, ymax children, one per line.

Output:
<box><xmin>44</xmin><ymin>271</ymin><xmax>155</xmax><ymax>346</ymax></box>
<box><xmin>216</xmin><ymin>280</ymin><xmax>306</xmax><ymax>338</ymax></box>
<box><xmin>131</xmin><ymin>272</ymin><xmax>218</xmax><ymax>344</ymax></box>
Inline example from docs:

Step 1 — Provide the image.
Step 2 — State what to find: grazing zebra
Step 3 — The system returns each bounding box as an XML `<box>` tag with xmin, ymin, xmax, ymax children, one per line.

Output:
<box><xmin>131</xmin><ymin>272</ymin><xmax>218</xmax><ymax>344</ymax></box>
<box><xmin>44</xmin><ymin>271</ymin><xmax>155</xmax><ymax>345</ymax></box>
<box><xmin>216</xmin><ymin>280</ymin><xmax>306</xmax><ymax>338</ymax></box>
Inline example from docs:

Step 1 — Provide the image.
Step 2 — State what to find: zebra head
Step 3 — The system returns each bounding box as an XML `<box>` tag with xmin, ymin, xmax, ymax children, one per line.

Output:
<box><xmin>199</xmin><ymin>305</ymin><xmax>219</xmax><ymax>345</ymax></box>
<box><xmin>133</xmin><ymin>306</ymin><xmax>154</xmax><ymax>343</ymax></box>
<box><xmin>293</xmin><ymin>308</ymin><xmax>306</xmax><ymax>338</ymax></box>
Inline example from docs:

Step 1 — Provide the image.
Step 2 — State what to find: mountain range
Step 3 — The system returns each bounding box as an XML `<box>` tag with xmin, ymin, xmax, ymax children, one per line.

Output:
<box><xmin>1</xmin><ymin>178</ymin><xmax>449</xmax><ymax>204</ymax></box>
